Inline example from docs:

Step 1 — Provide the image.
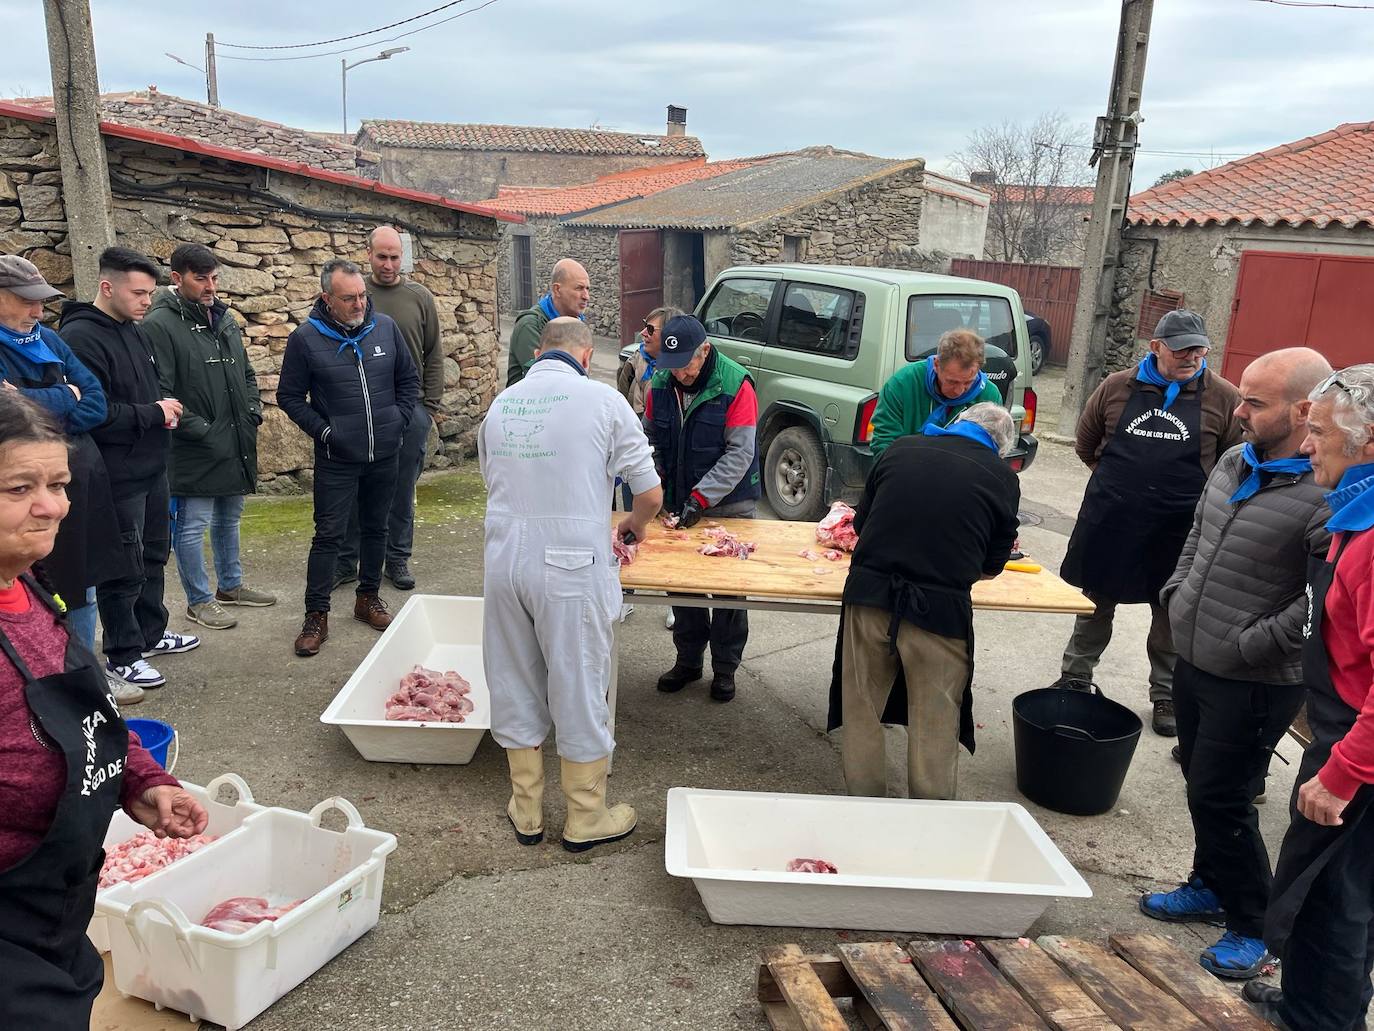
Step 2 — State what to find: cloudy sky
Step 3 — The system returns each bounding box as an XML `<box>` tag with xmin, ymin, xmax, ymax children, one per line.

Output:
<box><xmin>7</xmin><ymin>0</ymin><xmax>1374</xmax><ymax>188</ymax></box>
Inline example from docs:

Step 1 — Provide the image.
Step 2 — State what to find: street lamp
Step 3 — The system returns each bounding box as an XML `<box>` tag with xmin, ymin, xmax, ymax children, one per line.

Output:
<box><xmin>342</xmin><ymin>47</ymin><xmax>409</xmax><ymax>136</ymax></box>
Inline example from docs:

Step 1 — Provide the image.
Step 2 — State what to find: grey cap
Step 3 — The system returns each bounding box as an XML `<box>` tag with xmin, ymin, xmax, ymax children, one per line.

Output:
<box><xmin>0</xmin><ymin>255</ymin><xmax>63</xmax><ymax>302</ymax></box>
<box><xmin>1153</xmin><ymin>308</ymin><xmax>1210</xmax><ymax>351</ymax></box>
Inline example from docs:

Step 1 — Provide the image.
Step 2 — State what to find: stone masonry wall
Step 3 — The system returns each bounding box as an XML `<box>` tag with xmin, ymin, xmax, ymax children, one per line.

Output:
<box><xmin>0</xmin><ymin>114</ymin><xmax>501</xmax><ymax>492</ymax></box>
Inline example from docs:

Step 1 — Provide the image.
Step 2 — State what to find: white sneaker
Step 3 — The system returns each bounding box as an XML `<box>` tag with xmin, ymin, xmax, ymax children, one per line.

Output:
<box><xmin>619</xmin><ymin>603</ymin><xmax>635</xmax><ymax>622</ymax></box>
<box><xmin>105</xmin><ymin>669</ymin><xmax>145</xmax><ymax>705</ymax></box>
<box><xmin>665</xmin><ymin>610</ymin><xmax>675</xmax><ymax>630</ymax></box>
<box><xmin>108</xmin><ymin>659</ymin><xmax>166</xmax><ymax>688</ymax></box>
<box><xmin>142</xmin><ymin>631</ymin><xmax>201</xmax><ymax>657</ymax></box>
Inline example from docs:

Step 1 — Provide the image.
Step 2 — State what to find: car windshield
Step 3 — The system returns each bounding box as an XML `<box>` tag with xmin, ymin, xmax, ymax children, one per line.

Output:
<box><xmin>906</xmin><ymin>295</ymin><xmax>1018</xmax><ymax>360</ymax></box>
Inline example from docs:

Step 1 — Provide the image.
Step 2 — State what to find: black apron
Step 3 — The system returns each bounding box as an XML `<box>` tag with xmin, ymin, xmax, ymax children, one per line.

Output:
<box><xmin>1264</xmin><ymin>534</ymin><xmax>1373</xmax><ymax>956</ymax></box>
<box><xmin>1060</xmin><ymin>378</ymin><xmax>1207</xmax><ymax>604</ymax></box>
<box><xmin>0</xmin><ymin>576</ymin><xmax>128</xmax><ymax>1029</ymax></box>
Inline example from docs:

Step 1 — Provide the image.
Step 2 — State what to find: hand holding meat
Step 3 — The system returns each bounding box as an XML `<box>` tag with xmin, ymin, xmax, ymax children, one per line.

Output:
<box><xmin>128</xmin><ymin>785</ymin><xmax>209</xmax><ymax>839</ymax></box>
<box><xmin>617</xmin><ymin>513</ymin><xmax>653</xmax><ymax>549</ymax></box>
<box><xmin>677</xmin><ymin>495</ymin><xmax>706</xmax><ymax>529</ymax></box>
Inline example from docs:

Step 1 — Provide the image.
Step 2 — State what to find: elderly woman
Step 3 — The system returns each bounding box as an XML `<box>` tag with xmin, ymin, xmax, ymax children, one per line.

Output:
<box><xmin>1249</xmin><ymin>363</ymin><xmax>1374</xmax><ymax>1029</ymax></box>
<box><xmin>0</xmin><ymin>391</ymin><xmax>207</xmax><ymax>1027</ymax></box>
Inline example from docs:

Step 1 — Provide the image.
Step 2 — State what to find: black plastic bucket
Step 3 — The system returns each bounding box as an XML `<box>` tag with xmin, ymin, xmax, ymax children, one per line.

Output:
<box><xmin>1012</xmin><ymin>686</ymin><xmax>1142</xmax><ymax>816</ymax></box>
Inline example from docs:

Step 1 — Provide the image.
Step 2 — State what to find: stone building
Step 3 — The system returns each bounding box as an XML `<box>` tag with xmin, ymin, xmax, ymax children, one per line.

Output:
<box><xmin>355</xmin><ymin>107</ymin><xmax>706</xmax><ymax>200</ymax></box>
<box><xmin>0</xmin><ymin>100</ymin><xmax>514</xmax><ymax>490</ymax></box>
<box><xmin>492</xmin><ymin>147</ymin><xmax>941</xmax><ymax>343</ymax></box>
<box><xmin>1111</xmin><ymin>121</ymin><xmax>1374</xmax><ymax>378</ymax></box>
<box><xmin>917</xmin><ymin>171</ymin><xmax>990</xmax><ymax>257</ymax></box>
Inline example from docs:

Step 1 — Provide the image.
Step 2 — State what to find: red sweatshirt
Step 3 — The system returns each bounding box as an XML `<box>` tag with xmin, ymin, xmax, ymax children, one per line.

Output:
<box><xmin>0</xmin><ymin>580</ymin><xmax>177</xmax><ymax>870</ymax></box>
<box><xmin>1317</xmin><ymin>527</ymin><xmax>1374</xmax><ymax>800</ymax></box>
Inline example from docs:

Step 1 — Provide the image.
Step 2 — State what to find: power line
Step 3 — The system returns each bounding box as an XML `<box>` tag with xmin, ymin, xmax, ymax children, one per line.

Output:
<box><xmin>218</xmin><ymin>1</ymin><xmax>468</xmax><ymax>49</ymax></box>
<box><xmin>217</xmin><ymin>0</ymin><xmax>503</xmax><ymax>62</ymax></box>
<box><xmin>1243</xmin><ymin>0</ymin><xmax>1374</xmax><ymax>9</ymax></box>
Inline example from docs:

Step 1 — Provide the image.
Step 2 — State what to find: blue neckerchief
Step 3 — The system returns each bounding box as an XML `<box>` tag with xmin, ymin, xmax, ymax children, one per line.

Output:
<box><xmin>922</xmin><ymin>359</ymin><xmax>988</xmax><ymax>427</ymax></box>
<box><xmin>638</xmin><ymin>342</ymin><xmax>656</xmax><ymax>383</ymax></box>
<box><xmin>1325</xmin><ymin>461</ymin><xmax>1374</xmax><ymax>533</ymax></box>
<box><xmin>307</xmin><ymin>314</ymin><xmax>376</xmax><ymax>361</ymax></box>
<box><xmin>532</xmin><ymin>349</ymin><xmax>587</xmax><ymax>377</ymax></box>
<box><xmin>536</xmin><ymin>293</ymin><xmax>586</xmax><ymax>323</ymax></box>
<box><xmin>0</xmin><ymin>323</ymin><xmax>61</xmax><ymax>367</ymax></box>
<box><xmin>923</xmin><ymin>420</ymin><xmax>999</xmax><ymax>453</ymax></box>
<box><xmin>1229</xmin><ymin>443</ymin><xmax>1312</xmax><ymax>504</ymax></box>
<box><xmin>1136</xmin><ymin>353</ymin><xmax>1206</xmax><ymax>411</ymax></box>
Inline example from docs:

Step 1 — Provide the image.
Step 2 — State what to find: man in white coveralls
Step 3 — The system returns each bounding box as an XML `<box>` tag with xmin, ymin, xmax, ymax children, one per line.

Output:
<box><xmin>479</xmin><ymin>317</ymin><xmax>662</xmax><ymax>852</ymax></box>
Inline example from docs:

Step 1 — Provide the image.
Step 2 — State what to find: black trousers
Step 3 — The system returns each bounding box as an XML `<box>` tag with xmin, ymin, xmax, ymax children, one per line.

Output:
<box><xmin>1173</xmin><ymin>658</ymin><xmax>1304</xmax><ymax>939</ymax></box>
<box><xmin>97</xmin><ymin>475</ymin><xmax>170</xmax><ymax>667</ymax></box>
<box><xmin>671</xmin><ymin>605</ymin><xmax>748</xmax><ymax>674</ymax></box>
<box><xmin>305</xmin><ymin>454</ymin><xmax>399</xmax><ymax>613</ymax></box>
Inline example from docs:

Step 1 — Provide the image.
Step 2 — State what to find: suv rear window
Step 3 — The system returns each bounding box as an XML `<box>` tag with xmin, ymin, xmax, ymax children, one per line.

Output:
<box><xmin>906</xmin><ymin>295</ymin><xmax>1018</xmax><ymax>360</ymax></box>
<box><xmin>701</xmin><ymin>279</ymin><xmax>775</xmax><ymax>342</ymax></box>
<box><xmin>774</xmin><ymin>283</ymin><xmax>862</xmax><ymax>360</ymax></box>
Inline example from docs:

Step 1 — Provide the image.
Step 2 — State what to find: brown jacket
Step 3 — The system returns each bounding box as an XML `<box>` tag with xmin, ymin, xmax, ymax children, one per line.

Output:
<box><xmin>1074</xmin><ymin>367</ymin><xmax>1243</xmax><ymax>473</ymax></box>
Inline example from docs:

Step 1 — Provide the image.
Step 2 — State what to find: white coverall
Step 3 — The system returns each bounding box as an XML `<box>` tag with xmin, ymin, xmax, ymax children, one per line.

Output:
<box><xmin>479</xmin><ymin>355</ymin><xmax>659</xmax><ymax>761</ymax></box>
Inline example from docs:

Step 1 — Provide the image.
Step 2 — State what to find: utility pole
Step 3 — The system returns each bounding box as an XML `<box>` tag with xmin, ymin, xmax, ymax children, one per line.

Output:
<box><xmin>204</xmin><ymin>32</ymin><xmax>219</xmax><ymax>108</ymax></box>
<box><xmin>41</xmin><ymin>0</ymin><xmax>115</xmax><ymax>297</ymax></box>
<box><xmin>1058</xmin><ymin>0</ymin><xmax>1154</xmax><ymax>436</ymax></box>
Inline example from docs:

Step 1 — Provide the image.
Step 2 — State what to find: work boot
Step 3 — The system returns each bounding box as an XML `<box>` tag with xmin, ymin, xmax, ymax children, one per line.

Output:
<box><xmin>560</xmin><ymin>756</ymin><xmax>636</xmax><ymax>853</ymax></box>
<box><xmin>710</xmin><ymin>670</ymin><xmax>736</xmax><ymax>703</ymax></box>
<box><xmin>1152</xmin><ymin>699</ymin><xmax>1178</xmax><ymax>737</ymax></box>
<box><xmin>1139</xmin><ymin>874</ymin><xmax>1226</xmax><ymax>924</ymax></box>
<box><xmin>354</xmin><ymin>593</ymin><xmax>392</xmax><ymax>631</ymax></box>
<box><xmin>657</xmin><ymin>661</ymin><xmax>703</xmax><ymax>694</ymax></box>
<box><xmin>294</xmin><ymin>611</ymin><xmax>328</xmax><ymax>656</ymax></box>
<box><xmin>1199</xmin><ymin>930</ymin><xmax>1272</xmax><ymax>980</ymax></box>
<box><xmin>384</xmin><ymin>562</ymin><xmax>416</xmax><ymax>591</ymax></box>
<box><xmin>505</xmin><ymin>747</ymin><xmax>545</xmax><ymax>846</ymax></box>
<box><xmin>1242</xmin><ymin>981</ymin><xmax>1288</xmax><ymax>1027</ymax></box>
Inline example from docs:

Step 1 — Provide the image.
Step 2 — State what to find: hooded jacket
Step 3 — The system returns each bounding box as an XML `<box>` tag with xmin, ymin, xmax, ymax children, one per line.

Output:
<box><xmin>277</xmin><ymin>297</ymin><xmax>419</xmax><ymax>465</ymax></box>
<box><xmin>57</xmin><ymin>301</ymin><xmax>168</xmax><ymax>490</ymax></box>
<box><xmin>142</xmin><ymin>288</ymin><xmax>263</xmax><ymax>497</ymax></box>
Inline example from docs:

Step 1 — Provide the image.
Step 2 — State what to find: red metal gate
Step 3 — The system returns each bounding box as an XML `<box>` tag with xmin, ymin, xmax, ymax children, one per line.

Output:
<box><xmin>618</xmin><ymin>229</ymin><xmax>663</xmax><ymax>345</ymax></box>
<box><xmin>1223</xmin><ymin>250</ymin><xmax>1374</xmax><ymax>382</ymax></box>
<box><xmin>950</xmin><ymin>259</ymin><xmax>1081</xmax><ymax>365</ymax></box>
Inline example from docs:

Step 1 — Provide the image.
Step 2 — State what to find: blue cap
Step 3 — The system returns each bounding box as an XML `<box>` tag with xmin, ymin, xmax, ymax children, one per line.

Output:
<box><xmin>656</xmin><ymin>315</ymin><xmax>708</xmax><ymax>369</ymax></box>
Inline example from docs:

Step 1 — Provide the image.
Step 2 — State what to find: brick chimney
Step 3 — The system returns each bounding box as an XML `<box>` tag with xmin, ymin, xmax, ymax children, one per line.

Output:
<box><xmin>666</xmin><ymin>105</ymin><xmax>687</xmax><ymax>137</ymax></box>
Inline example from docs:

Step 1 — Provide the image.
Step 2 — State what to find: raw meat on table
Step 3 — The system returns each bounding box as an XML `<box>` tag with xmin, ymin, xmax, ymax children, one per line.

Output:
<box><xmin>815</xmin><ymin>501</ymin><xmax>858</xmax><ymax>552</ymax></box>
<box><xmin>798</xmin><ymin>548</ymin><xmax>821</xmax><ymax>561</ymax></box>
<box><xmin>612</xmin><ymin>533</ymin><xmax>638</xmax><ymax>565</ymax></box>
<box><xmin>786</xmin><ymin>857</ymin><xmax>839</xmax><ymax>874</ymax></box>
<box><xmin>99</xmin><ymin>831</ymin><xmax>217</xmax><ymax>889</ymax></box>
<box><xmin>201</xmin><ymin>896</ymin><xmax>304</xmax><ymax>934</ymax></box>
<box><xmin>699</xmin><ymin>526</ymin><xmax>756</xmax><ymax>560</ymax></box>
<box><xmin>385</xmin><ymin>665</ymin><xmax>474</xmax><ymax>723</ymax></box>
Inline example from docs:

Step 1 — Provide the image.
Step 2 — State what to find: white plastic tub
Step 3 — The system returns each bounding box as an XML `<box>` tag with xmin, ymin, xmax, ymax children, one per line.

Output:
<box><xmin>89</xmin><ymin>773</ymin><xmax>262</xmax><ymax>953</ymax></box>
<box><xmin>665</xmin><ymin>788</ymin><xmax>1091</xmax><ymax>936</ymax></box>
<box><xmin>321</xmin><ymin>594</ymin><xmax>490</xmax><ymax>763</ymax></box>
<box><xmin>100</xmin><ymin>797</ymin><xmax>396</xmax><ymax>1031</ymax></box>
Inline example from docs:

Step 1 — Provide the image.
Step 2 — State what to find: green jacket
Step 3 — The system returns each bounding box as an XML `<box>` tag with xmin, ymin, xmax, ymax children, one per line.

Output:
<box><xmin>506</xmin><ymin>304</ymin><xmax>549</xmax><ymax>388</ymax></box>
<box><xmin>869</xmin><ymin>358</ymin><xmax>1003</xmax><ymax>457</ymax></box>
<box><xmin>142</xmin><ymin>288</ymin><xmax>262</xmax><ymax>496</ymax></box>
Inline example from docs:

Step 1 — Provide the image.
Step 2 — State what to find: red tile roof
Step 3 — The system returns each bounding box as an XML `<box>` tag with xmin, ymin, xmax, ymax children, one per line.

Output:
<box><xmin>491</xmin><ymin>158</ymin><xmax>764</xmax><ymax>217</ymax></box>
<box><xmin>358</xmin><ymin>120</ymin><xmax>705</xmax><ymax>157</ymax></box>
<box><xmin>0</xmin><ymin>100</ymin><xmax>519</xmax><ymax>223</ymax></box>
<box><xmin>1129</xmin><ymin>122</ymin><xmax>1374</xmax><ymax>229</ymax></box>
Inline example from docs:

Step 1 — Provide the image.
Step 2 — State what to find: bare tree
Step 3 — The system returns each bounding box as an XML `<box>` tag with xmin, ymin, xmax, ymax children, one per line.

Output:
<box><xmin>952</xmin><ymin>113</ymin><xmax>1094</xmax><ymax>265</ymax></box>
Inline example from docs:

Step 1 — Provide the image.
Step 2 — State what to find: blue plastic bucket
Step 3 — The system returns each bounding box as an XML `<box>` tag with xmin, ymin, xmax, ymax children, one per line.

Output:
<box><xmin>126</xmin><ymin>717</ymin><xmax>177</xmax><ymax>772</ymax></box>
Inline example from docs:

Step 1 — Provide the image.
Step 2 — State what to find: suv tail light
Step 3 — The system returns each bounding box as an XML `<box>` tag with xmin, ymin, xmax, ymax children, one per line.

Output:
<box><xmin>856</xmin><ymin>394</ymin><xmax>879</xmax><ymax>444</ymax></box>
<box><xmin>1022</xmin><ymin>385</ymin><xmax>1038</xmax><ymax>435</ymax></box>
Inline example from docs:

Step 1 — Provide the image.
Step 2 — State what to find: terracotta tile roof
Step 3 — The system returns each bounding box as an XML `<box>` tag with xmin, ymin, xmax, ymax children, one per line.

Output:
<box><xmin>357</xmin><ymin>120</ymin><xmax>705</xmax><ymax>157</ymax></box>
<box><xmin>1129</xmin><ymin>122</ymin><xmax>1374</xmax><ymax>228</ymax></box>
<box><xmin>491</xmin><ymin>158</ymin><xmax>764</xmax><ymax>217</ymax></box>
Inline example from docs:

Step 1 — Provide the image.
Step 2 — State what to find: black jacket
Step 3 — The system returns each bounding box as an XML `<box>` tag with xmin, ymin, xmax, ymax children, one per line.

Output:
<box><xmin>277</xmin><ymin>298</ymin><xmax>419</xmax><ymax>465</ymax></box>
<box><xmin>57</xmin><ymin>301</ymin><xmax>168</xmax><ymax>490</ymax></box>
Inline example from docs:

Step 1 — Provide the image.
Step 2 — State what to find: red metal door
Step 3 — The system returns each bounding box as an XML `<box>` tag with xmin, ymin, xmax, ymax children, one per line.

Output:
<box><xmin>618</xmin><ymin>229</ymin><xmax>663</xmax><ymax>345</ymax></box>
<box><xmin>950</xmin><ymin>259</ymin><xmax>1080</xmax><ymax>365</ymax></box>
<box><xmin>1223</xmin><ymin>251</ymin><xmax>1374</xmax><ymax>381</ymax></box>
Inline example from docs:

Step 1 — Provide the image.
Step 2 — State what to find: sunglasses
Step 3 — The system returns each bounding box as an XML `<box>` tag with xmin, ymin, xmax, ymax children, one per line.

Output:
<box><xmin>1315</xmin><ymin>371</ymin><xmax>1372</xmax><ymax>404</ymax></box>
<box><xmin>642</xmin><ymin>323</ymin><xmax>657</xmax><ymax>335</ymax></box>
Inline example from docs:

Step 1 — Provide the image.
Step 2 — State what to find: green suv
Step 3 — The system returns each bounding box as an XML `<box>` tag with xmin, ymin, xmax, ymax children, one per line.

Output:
<box><xmin>688</xmin><ymin>264</ymin><xmax>1039</xmax><ymax>521</ymax></box>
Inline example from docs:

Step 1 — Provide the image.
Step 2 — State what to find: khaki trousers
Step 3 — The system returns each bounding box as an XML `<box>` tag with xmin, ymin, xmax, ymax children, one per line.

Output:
<box><xmin>841</xmin><ymin>604</ymin><xmax>969</xmax><ymax>800</ymax></box>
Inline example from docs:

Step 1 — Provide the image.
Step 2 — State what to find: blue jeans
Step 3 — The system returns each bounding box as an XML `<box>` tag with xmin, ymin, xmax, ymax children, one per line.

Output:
<box><xmin>172</xmin><ymin>495</ymin><xmax>245</xmax><ymax>606</ymax></box>
<box><xmin>68</xmin><ymin>586</ymin><xmax>98</xmax><ymax>653</ymax></box>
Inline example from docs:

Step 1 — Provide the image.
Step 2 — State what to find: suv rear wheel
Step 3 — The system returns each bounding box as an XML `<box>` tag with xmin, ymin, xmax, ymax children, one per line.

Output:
<box><xmin>765</xmin><ymin>426</ymin><xmax>828</xmax><ymax>522</ymax></box>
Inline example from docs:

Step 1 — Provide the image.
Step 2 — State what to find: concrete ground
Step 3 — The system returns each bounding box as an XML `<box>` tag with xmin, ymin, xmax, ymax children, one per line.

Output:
<box><xmin>107</xmin><ymin>364</ymin><xmax>1310</xmax><ymax>1029</ymax></box>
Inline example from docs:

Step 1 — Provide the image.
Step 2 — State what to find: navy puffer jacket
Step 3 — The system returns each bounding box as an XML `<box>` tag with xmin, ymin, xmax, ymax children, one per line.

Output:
<box><xmin>278</xmin><ymin>298</ymin><xmax>420</xmax><ymax>464</ymax></box>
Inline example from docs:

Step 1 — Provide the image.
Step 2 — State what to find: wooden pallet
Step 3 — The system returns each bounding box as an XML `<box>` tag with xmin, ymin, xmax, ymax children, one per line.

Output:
<box><xmin>757</xmin><ymin>933</ymin><xmax>1277</xmax><ymax>1031</ymax></box>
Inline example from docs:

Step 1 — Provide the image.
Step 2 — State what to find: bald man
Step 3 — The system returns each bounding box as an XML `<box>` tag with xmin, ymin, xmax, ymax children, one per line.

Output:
<box><xmin>335</xmin><ymin>226</ymin><xmax>445</xmax><ymax>591</ymax></box>
<box><xmin>507</xmin><ymin>258</ymin><xmax>591</xmax><ymax>388</ymax></box>
<box><xmin>1142</xmin><ymin>347</ymin><xmax>1333</xmax><ymax>979</ymax></box>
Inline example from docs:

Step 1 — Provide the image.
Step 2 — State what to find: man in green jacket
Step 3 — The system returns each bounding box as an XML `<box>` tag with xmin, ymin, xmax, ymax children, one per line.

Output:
<box><xmin>143</xmin><ymin>243</ymin><xmax>275</xmax><ymax>630</ymax></box>
<box><xmin>506</xmin><ymin>258</ymin><xmax>590</xmax><ymax>387</ymax></box>
<box><xmin>869</xmin><ymin>329</ymin><xmax>1003</xmax><ymax>457</ymax></box>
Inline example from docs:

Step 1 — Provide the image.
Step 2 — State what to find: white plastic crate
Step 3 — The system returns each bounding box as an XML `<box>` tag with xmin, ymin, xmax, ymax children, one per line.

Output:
<box><xmin>100</xmin><ymin>797</ymin><xmax>396</xmax><ymax>1031</ymax></box>
<box><xmin>89</xmin><ymin>773</ymin><xmax>262</xmax><ymax>953</ymax></box>
<box><xmin>665</xmin><ymin>788</ymin><xmax>1091</xmax><ymax>936</ymax></box>
<box><xmin>321</xmin><ymin>594</ymin><xmax>490</xmax><ymax>763</ymax></box>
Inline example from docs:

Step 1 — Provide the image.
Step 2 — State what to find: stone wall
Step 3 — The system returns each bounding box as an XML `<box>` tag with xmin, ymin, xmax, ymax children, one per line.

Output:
<box><xmin>497</xmin><ymin>217</ymin><xmax>571</xmax><ymax>317</ymax></box>
<box><xmin>0</xmin><ymin>114</ymin><xmax>501</xmax><ymax>491</ymax></box>
<box><xmin>919</xmin><ymin>189</ymin><xmax>989</xmax><ymax>257</ymax></box>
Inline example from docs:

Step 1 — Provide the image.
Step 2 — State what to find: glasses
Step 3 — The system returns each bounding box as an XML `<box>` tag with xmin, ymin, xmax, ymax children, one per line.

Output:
<box><xmin>642</xmin><ymin>323</ymin><xmax>657</xmax><ymax>336</ymax></box>
<box><xmin>1315</xmin><ymin>371</ymin><xmax>1372</xmax><ymax>405</ymax></box>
